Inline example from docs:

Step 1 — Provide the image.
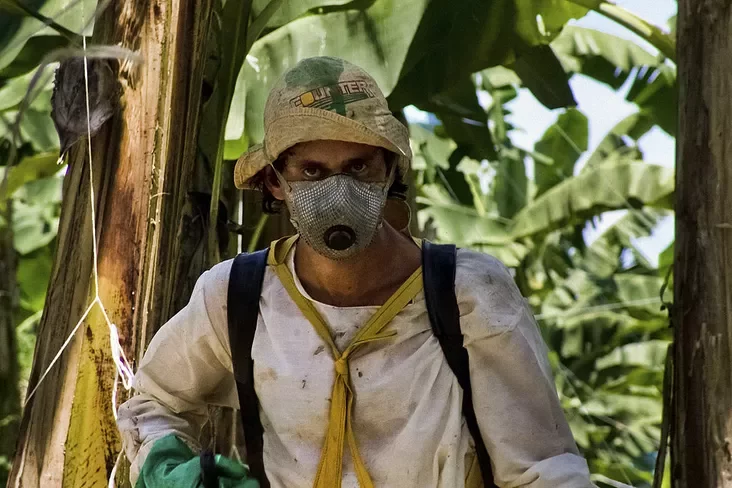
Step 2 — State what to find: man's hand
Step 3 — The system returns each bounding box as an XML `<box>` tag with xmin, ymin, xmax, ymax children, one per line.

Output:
<box><xmin>136</xmin><ymin>434</ymin><xmax>259</xmax><ymax>488</ymax></box>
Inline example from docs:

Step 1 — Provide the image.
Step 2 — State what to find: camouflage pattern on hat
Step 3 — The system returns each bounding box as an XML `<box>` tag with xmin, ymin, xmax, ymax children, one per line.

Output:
<box><xmin>283</xmin><ymin>57</ymin><xmax>376</xmax><ymax>115</ymax></box>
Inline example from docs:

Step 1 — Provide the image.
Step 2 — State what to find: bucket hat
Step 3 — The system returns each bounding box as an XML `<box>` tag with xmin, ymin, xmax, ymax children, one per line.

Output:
<box><xmin>234</xmin><ymin>56</ymin><xmax>412</xmax><ymax>189</ymax></box>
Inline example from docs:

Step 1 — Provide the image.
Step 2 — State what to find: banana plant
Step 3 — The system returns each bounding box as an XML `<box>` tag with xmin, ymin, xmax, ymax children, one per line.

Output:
<box><xmin>413</xmin><ymin>61</ymin><xmax>673</xmax><ymax>486</ymax></box>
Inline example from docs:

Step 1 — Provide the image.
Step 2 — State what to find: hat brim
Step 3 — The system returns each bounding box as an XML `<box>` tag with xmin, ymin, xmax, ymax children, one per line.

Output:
<box><xmin>234</xmin><ymin>109</ymin><xmax>411</xmax><ymax>189</ymax></box>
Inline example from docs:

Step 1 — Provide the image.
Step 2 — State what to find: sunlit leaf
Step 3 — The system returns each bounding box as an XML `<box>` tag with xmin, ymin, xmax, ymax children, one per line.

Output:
<box><xmin>513</xmin><ymin>0</ymin><xmax>588</xmax><ymax>46</ymax></box>
<box><xmin>583</xmin><ymin>112</ymin><xmax>654</xmax><ymax>170</ymax></box>
<box><xmin>552</xmin><ymin>26</ymin><xmax>676</xmax><ymax>135</ymax></box>
<box><xmin>511</xmin><ymin>162</ymin><xmax>674</xmax><ymax>239</ymax></box>
<box><xmin>420</xmin><ymin>76</ymin><xmax>497</xmax><ymax>162</ymax></box>
<box><xmin>583</xmin><ymin>209</ymin><xmax>666</xmax><ymax>277</ymax></box>
<box><xmin>0</xmin><ymin>152</ymin><xmax>61</xmax><ymax>200</ymax></box>
<box><xmin>534</xmin><ymin>107</ymin><xmax>588</xmax><ymax>196</ymax></box>
<box><xmin>0</xmin><ymin>0</ymin><xmax>94</xmax><ymax>71</ymax></box>
<box><xmin>492</xmin><ymin>148</ymin><xmax>528</xmax><ymax>219</ymax></box>
<box><xmin>250</xmin><ymin>0</ymin><xmax>352</xmax><ymax>29</ymax></box>
<box><xmin>17</xmin><ymin>244</ymin><xmax>53</xmax><ymax>311</ymax></box>
<box><xmin>417</xmin><ymin>184</ymin><xmax>510</xmax><ymax>246</ymax></box>
<box><xmin>596</xmin><ymin>340</ymin><xmax>669</xmax><ymax>371</ymax></box>
<box><xmin>239</xmin><ymin>0</ymin><xmax>429</xmax><ymax>143</ymax></box>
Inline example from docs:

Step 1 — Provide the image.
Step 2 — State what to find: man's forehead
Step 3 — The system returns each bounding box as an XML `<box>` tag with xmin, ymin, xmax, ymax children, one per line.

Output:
<box><xmin>285</xmin><ymin>141</ymin><xmax>384</xmax><ymax>163</ymax></box>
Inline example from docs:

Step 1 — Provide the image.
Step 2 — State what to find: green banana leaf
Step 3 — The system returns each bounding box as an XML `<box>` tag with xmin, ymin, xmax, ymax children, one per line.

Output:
<box><xmin>511</xmin><ymin>162</ymin><xmax>674</xmax><ymax>239</ymax></box>
<box><xmin>513</xmin><ymin>0</ymin><xmax>588</xmax><ymax>46</ymax></box>
<box><xmin>551</xmin><ymin>25</ymin><xmax>676</xmax><ymax>135</ymax></box>
<box><xmin>552</xmin><ymin>25</ymin><xmax>661</xmax><ymax>89</ymax></box>
<box><xmin>11</xmin><ymin>175</ymin><xmax>62</xmax><ymax>255</ymax></box>
<box><xmin>236</xmin><ymin>0</ymin><xmax>590</xmax><ymax>142</ymax></box>
<box><xmin>583</xmin><ymin>112</ymin><xmax>654</xmax><ymax>170</ymax></box>
<box><xmin>388</xmin><ymin>0</ymin><xmax>587</xmax><ymax>108</ymax></box>
<box><xmin>492</xmin><ymin>147</ymin><xmax>529</xmax><ymax>220</ymax></box>
<box><xmin>238</xmin><ymin>0</ymin><xmax>429</xmax><ymax>144</ymax></box>
<box><xmin>582</xmin><ymin>209</ymin><xmax>667</xmax><ymax>277</ymax></box>
<box><xmin>0</xmin><ymin>152</ymin><xmax>60</xmax><ymax>201</ymax></box>
<box><xmin>510</xmin><ymin>44</ymin><xmax>576</xmax><ymax>109</ymax></box>
<box><xmin>534</xmin><ymin>107</ymin><xmax>588</xmax><ymax>196</ymax></box>
<box><xmin>596</xmin><ymin>340</ymin><xmax>669</xmax><ymax>371</ymax></box>
<box><xmin>418</xmin><ymin>76</ymin><xmax>497</xmax><ymax>162</ymax></box>
<box><xmin>0</xmin><ymin>0</ymin><xmax>93</xmax><ymax>71</ymax></box>
<box><xmin>417</xmin><ymin>183</ymin><xmax>531</xmax><ymax>266</ymax></box>
<box><xmin>17</xmin><ymin>244</ymin><xmax>53</xmax><ymax>311</ymax></box>
<box><xmin>251</xmin><ymin>0</ymin><xmax>352</xmax><ymax>29</ymax></box>
<box><xmin>0</xmin><ymin>35</ymin><xmax>68</xmax><ymax>80</ymax></box>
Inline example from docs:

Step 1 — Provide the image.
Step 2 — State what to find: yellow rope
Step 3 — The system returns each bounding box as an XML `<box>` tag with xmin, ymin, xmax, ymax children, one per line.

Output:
<box><xmin>268</xmin><ymin>236</ymin><xmax>423</xmax><ymax>488</ymax></box>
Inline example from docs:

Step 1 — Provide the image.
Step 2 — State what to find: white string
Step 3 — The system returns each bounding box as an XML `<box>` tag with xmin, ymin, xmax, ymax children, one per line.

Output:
<box><xmin>81</xmin><ymin>34</ymin><xmax>100</xmax><ymax>298</ymax></box>
<box><xmin>108</xmin><ymin>450</ymin><xmax>124</xmax><ymax>488</ymax></box>
<box><xmin>556</xmin><ymin>365</ymin><xmax>636</xmax><ymax>487</ymax></box>
<box><xmin>23</xmin><ymin>299</ymin><xmax>95</xmax><ymax>405</ymax></box>
<box><xmin>534</xmin><ymin>297</ymin><xmax>661</xmax><ymax>321</ymax></box>
<box><xmin>25</xmin><ymin>37</ymin><xmax>135</xmax><ymax>400</ymax></box>
<box><xmin>20</xmin><ymin>31</ymin><xmax>136</xmax><ymax>488</ymax></box>
<box><xmin>99</xmin><ymin>303</ymin><xmax>135</xmax><ymax>391</ymax></box>
<box><xmin>80</xmin><ymin>31</ymin><xmax>134</xmax><ymax>485</ymax></box>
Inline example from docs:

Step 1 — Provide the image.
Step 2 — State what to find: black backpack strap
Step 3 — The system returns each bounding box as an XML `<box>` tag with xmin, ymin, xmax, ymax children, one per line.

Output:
<box><xmin>227</xmin><ymin>249</ymin><xmax>270</xmax><ymax>487</ymax></box>
<box><xmin>422</xmin><ymin>240</ymin><xmax>497</xmax><ymax>488</ymax></box>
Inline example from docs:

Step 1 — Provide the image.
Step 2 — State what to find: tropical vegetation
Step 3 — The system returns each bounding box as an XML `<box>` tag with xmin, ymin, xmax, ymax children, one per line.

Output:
<box><xmin>0</xmin><ymin>1</ymin><xmax>676</xmax><ymax>487</ymax></box>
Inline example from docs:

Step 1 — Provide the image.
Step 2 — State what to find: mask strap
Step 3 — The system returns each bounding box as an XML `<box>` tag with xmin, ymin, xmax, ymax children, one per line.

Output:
<box><xmin>270</xmin><ymin>163</ymin><xmax>292</xmax><ymax>192</ymax></box>
<box><xmin>382</xmin><ymin>156</ymin><xmax>397</xmax><ymax>194</ymax></box>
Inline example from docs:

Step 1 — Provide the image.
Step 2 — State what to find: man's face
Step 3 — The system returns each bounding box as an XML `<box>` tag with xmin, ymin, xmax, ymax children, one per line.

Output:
<box><xmin>266</xmin><ymin>140</ymin><xmax>388</xmax><ymax>200</ymax></box>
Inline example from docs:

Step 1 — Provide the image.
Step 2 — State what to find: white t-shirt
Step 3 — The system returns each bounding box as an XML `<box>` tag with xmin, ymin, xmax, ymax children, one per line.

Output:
<box><xmin>117</xmin><ymin>246</ymin><xmax>594</xmax><ymax>487</ymax></box>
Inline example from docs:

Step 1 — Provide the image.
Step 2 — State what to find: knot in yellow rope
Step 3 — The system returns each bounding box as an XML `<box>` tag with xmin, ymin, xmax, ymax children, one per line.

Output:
<box><xmin>334</xmin><ymin>358</ymin><xmax>349</xmax><ymax>376</ymax></box>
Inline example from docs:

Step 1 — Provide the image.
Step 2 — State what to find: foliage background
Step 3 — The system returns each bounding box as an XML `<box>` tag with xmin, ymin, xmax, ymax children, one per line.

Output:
<box><xmin>0</xmin><ymin>1</ymin><xmax>676</xmax><ymax>486</ymax></box>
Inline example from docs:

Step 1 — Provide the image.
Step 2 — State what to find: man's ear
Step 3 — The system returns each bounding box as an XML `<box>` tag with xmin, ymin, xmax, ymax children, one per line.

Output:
<box><xmin>264</xmin><ymin>166</ymin><xmax>286</xmax><ymax>201</ymax></box>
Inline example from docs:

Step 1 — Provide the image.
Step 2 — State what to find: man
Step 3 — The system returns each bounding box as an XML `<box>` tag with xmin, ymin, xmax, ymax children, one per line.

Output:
<box><xmin>118</xmin><ymin>56</ymin><xmax>595</xmax><ymax>488</ymax></box>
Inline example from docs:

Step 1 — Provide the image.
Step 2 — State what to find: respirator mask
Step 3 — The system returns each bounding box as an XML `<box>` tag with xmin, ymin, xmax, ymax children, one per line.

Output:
<box><xmin>274</xmin><ymin>165</ymin><xmax>395</xmax><ymax>260</ymax></box>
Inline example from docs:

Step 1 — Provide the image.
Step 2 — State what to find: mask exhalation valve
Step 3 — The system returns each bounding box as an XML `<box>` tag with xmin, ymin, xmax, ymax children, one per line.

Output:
<box><xmin>324</xmin><ymin>225</ymin><xmax>356</xmax><ymax>251</ymax></box>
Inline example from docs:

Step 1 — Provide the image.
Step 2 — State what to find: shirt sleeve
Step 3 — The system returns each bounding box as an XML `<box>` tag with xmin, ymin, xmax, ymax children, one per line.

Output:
<box><xmin>456</xmin><ymin>249</ymin><xmax>595</xmax><ymax>488</ymax></box>
<box><xmin>117</xmin><ymin>259</ymin><xmax>239</xmax><ymax>485</ymax></box>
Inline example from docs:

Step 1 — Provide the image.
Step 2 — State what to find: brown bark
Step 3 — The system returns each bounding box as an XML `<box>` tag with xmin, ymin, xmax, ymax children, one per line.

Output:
<box><xmin>673</xmin><ymin>1</ymin><xmax>732</xmax><ymax>487</ymax></box>
<box><xmin>8</xmin><ymin>0</ymin><xmax>214</xmax><ymax>486</ymax></box>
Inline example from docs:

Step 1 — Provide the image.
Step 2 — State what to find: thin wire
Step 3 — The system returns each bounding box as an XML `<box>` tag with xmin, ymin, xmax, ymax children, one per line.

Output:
<box><xmin>534</xmin><ymin>297</ymin><xmax>661</xmax><ymax>321</ymax></box>
<box><xmin>81</xmin><ymin>29</ymin><xmax>133</xmax><ymax>430</ymax></box>
<box><xmin>556</xmin><ymin>365</ymin><xmax>636</xmax><ymax>487</ymax></box>
<box><xmin>20</xmin><ymin>31</ymin><xmax>135</xmax><ymax>488</ymax></box>
<box><xmin>494</xmin><ymin>107</ymin><xmax>668</xmax><ymax>486</ymax></box>
<box><xmin>558</xmin><ymin>363</ymin><xmax>661</xmax><ymax>446</ymax></box>
<box><xmin>99</xmin><ymin>303</ymin><xmax>135</xmax><ymax>391</ymax></box>
<box><xmin>549</xmin><ymin>121</ymin><xmax>659</xmax><ymax>232</ymax></box>
<box><xmin>81</xmin><ymin>28</ymin><xmax>133</xmax><ymax>487</ymax></box>
<box><xmin>82</xmin><ymin>35</ymin><xmax>100</xmax><ymax>297</ymax></box>
<box><xmin>108</xmin><ymin>451</ymin><xmax>124</xmax><ymax>488</ymax></box>
<box><xmin>23</xmin><ymin>300</ymin><xmax>95</xmax><ymax>405</ymax></box>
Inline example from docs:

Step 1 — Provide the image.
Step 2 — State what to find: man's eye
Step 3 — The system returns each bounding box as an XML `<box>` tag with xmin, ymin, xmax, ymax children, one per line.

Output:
<box><xmin>303</xmin><ymin>167</ymin><xmax>321</xmax><ymax>178</ymax></box>
<box><xmin>350</xmin><ymin>162</ymin><xmax>367</xmax><ymax>174</ymax></box>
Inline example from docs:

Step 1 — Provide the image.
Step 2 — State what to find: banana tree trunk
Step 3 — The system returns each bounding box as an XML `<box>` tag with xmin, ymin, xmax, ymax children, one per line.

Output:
<box><xmin>673</xmin><ymin>1</ymin><xmax>732</xmax><ymax>487</ymax></box>
<box><xmin>8</xmin><ymin>1</ymin><xmax>215</xmax><ymax>486</ymax></box>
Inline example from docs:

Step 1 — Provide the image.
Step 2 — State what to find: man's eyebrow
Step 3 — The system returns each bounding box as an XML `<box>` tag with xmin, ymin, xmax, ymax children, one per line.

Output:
<box><xmin>292</xmin><ymin>158</ymin><xmax>327</xmax><ymax>166</ymax></box>
<box><xmin>292</xmin><ymin>154</ymin><xmax>377</xmax><ymax>166</ymax></box>
<box><xmin>346</xmin><ymin>151</ymin><xmax>382</xmax><ymax>164</ymax></box>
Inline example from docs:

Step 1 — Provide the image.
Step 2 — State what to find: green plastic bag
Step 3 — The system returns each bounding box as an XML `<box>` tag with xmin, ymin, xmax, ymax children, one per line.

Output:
<box><xmin>136</xmin><ymin>434</ymin><xmax>260</xmax><ymax>488</ymax></box>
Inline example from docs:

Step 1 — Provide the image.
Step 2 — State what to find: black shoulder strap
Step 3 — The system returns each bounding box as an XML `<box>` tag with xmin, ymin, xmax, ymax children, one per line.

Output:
<box><xmin>227</xmin><ymin>249</ymin><xmax>270</xmax><ymax>487</ymax></box>
<box><xmin>422</xmin><ymin>240</ymin><xmax>497</xmax><ymax>488</ymax></box>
